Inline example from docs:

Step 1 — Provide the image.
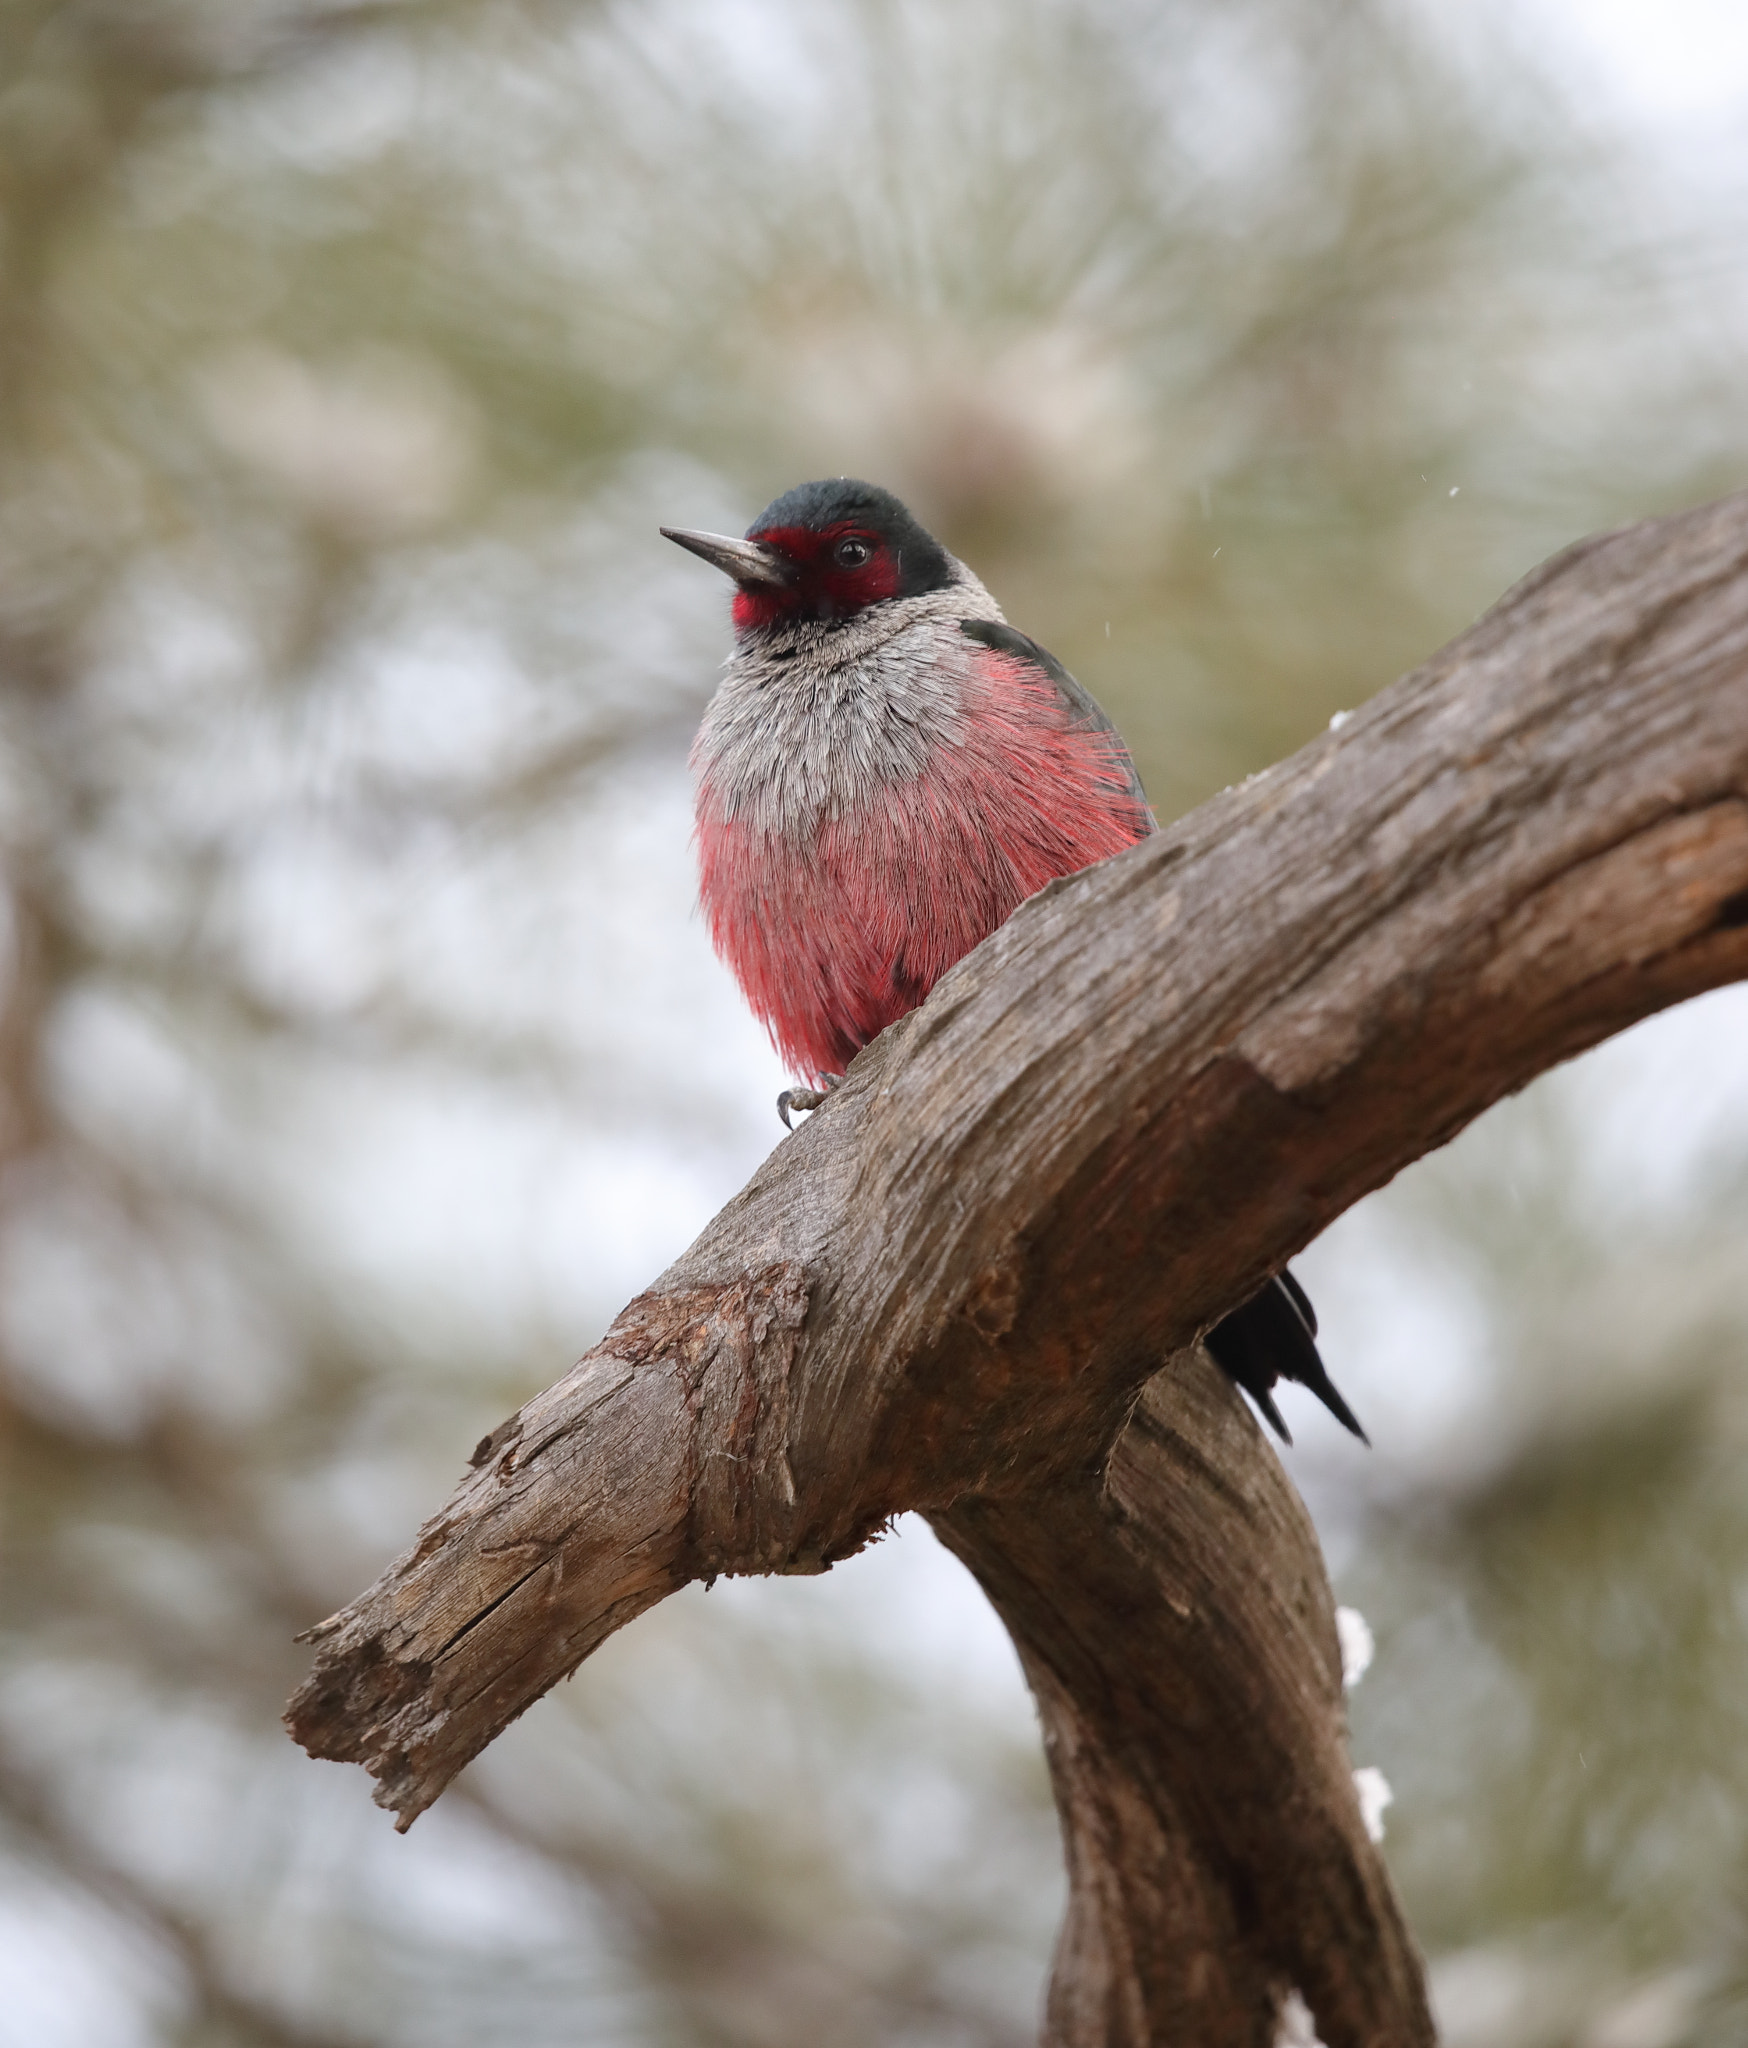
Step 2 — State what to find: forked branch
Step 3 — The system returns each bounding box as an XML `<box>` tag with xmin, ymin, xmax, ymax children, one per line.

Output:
<box><xmin>288</xmin><ymin>494</ymin><xmax>1748</xmax><ymax>2048</ymax></box>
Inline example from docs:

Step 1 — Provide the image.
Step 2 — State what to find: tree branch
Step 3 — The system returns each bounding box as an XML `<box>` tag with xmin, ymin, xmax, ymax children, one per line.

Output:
<box><xmin>287</xmin><ymin>493</ymin><xmax>1748</xmax><ymax>2046</ymax></box>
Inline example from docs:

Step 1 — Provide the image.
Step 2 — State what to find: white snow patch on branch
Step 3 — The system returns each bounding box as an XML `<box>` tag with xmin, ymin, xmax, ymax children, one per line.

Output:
<box><xmin>1354</xmin><ymin>1765</ymin><xmax>1394</xmax><ymax>1842</ymax></box>
<box><xmin>1336</xmin><ymin>1604</ymin><xmax>1374</xmax><ymax>1689</ymax></box>
<box><xmin>1274</xmin><ymin>1988</ymin><xmax>1327</xmax><ymax>2047</ymax></box>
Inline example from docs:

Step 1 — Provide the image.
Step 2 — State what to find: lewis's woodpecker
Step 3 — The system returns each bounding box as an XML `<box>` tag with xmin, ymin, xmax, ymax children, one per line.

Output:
<box><xmin>664</xmin><ymin>478</ymin><xmax>1365</xmax><ymax>1446</ymax></box>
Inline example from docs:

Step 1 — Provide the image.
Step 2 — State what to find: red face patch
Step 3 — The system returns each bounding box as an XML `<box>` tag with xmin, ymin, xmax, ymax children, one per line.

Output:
<box><xmin>731</xmin><ymin>522</ymin><xmax>902</xmax><ymax>633</ymax></box>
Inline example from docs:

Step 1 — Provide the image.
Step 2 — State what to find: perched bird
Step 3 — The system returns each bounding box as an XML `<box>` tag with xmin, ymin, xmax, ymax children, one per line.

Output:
<box><xmin>664</xmin><ymin>478</ymin><xmax>1365</xmax><ymax>1446</ymax></box>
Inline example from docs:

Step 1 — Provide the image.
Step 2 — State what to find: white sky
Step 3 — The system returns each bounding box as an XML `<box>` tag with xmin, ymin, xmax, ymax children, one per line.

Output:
<box><xmin>1531</xmin><ymin>0</ymin><xmax>1748</xmax><ymax>122</ymax></box>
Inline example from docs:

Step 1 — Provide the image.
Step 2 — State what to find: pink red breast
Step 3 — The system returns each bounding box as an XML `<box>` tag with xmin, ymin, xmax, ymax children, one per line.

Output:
<box><xmin>695</xmin><ymin>651</ymin><xmax>1152</xmax><ymax>1080</ymax></box>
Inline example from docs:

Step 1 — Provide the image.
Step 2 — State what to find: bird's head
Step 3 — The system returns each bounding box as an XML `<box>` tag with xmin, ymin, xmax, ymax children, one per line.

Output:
<box><xmin>662</xmin><ymin>478</ymin><xmax>955</xmax><ymax>637</ymax></box>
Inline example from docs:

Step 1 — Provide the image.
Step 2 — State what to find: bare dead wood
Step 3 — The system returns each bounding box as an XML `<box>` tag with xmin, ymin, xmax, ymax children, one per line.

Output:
<box><xmin>287</xmin><ymin>492</ymin><xmax>1748</xmax><ymax>2047</ymax></box>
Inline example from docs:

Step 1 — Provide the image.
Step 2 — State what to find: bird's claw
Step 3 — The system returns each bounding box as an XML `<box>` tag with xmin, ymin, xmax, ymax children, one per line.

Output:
<box><xmin>777</xmin><ymin>1087</ymin><xmax>826</xmax><ymax>1129</ymax></box>
<box><xmin>776</xmin><ymin>1074</ymin><xmax>844</xmax><ymax>1130</ymax></box>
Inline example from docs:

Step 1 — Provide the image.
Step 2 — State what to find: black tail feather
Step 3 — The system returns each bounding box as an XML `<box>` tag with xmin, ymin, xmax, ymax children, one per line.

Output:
<box><xmin>1203</xmin><ymin>1268</ymin><xmax>1368</xmax><ymax>1446</ymax></box>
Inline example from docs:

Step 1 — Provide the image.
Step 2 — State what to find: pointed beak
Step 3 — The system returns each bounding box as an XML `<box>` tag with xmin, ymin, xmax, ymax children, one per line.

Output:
<box><xmin>660</xmin><ymin>527</ymin><xmax>795</xmax><ymax>588</ymax></box>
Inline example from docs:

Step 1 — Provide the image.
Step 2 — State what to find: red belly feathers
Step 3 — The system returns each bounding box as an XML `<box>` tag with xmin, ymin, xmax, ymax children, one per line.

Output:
<box><xmin>695</xmin><ymin>657</ymin><xmax>1151</xmax><ymax>1080</ymax></box>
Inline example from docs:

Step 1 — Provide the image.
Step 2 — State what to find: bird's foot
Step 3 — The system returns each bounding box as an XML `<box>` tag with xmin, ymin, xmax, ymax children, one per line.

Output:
<box><xmin>777</xmin><ymin>1088</ymin><xmax>824</xmax><ymax>1128</ymax></box>
<box><xmin>777</xmin><ymin>1074</ymin><xmax>844</xmax><ymax>1130</ymax></box>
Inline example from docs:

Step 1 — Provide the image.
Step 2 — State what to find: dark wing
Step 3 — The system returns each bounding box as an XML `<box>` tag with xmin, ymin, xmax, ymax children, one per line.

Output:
<box><xmin>1203</xmin><ymin>1269</ymin><xmax>1368</xmax><ymax>1446</ymax></box>
<box><xmin>959</xmin><ymin>617</ymin><xmax>1154</xmax><ymax>819</ymax></box>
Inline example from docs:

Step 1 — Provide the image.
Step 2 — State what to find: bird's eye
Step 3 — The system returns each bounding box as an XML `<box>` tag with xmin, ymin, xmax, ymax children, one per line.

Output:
<box><xmin>833</xmin><ymin>537</ymin><xmax>872</xmax><ymax>569</ymax></box>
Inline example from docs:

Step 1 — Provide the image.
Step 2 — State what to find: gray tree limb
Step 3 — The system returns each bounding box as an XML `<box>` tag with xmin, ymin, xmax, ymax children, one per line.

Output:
<box><xmin>286</xmin><ymin>493</ymin><xmax>1748</xmax><ymax>2048</ymax></box>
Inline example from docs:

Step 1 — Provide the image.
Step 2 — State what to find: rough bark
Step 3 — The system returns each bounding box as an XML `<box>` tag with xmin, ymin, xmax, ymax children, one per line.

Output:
<box><xmin>287</xmin><ymin>493</ymin><xmax>1748</xmax><ymax>2046</ymax></box>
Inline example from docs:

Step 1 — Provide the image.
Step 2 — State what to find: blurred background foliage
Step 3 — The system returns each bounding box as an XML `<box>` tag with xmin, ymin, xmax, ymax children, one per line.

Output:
<box><xmin>0</xmin><ymin>0</ymin><xmax>1745</xmax><ymax>2043</ymax></box>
